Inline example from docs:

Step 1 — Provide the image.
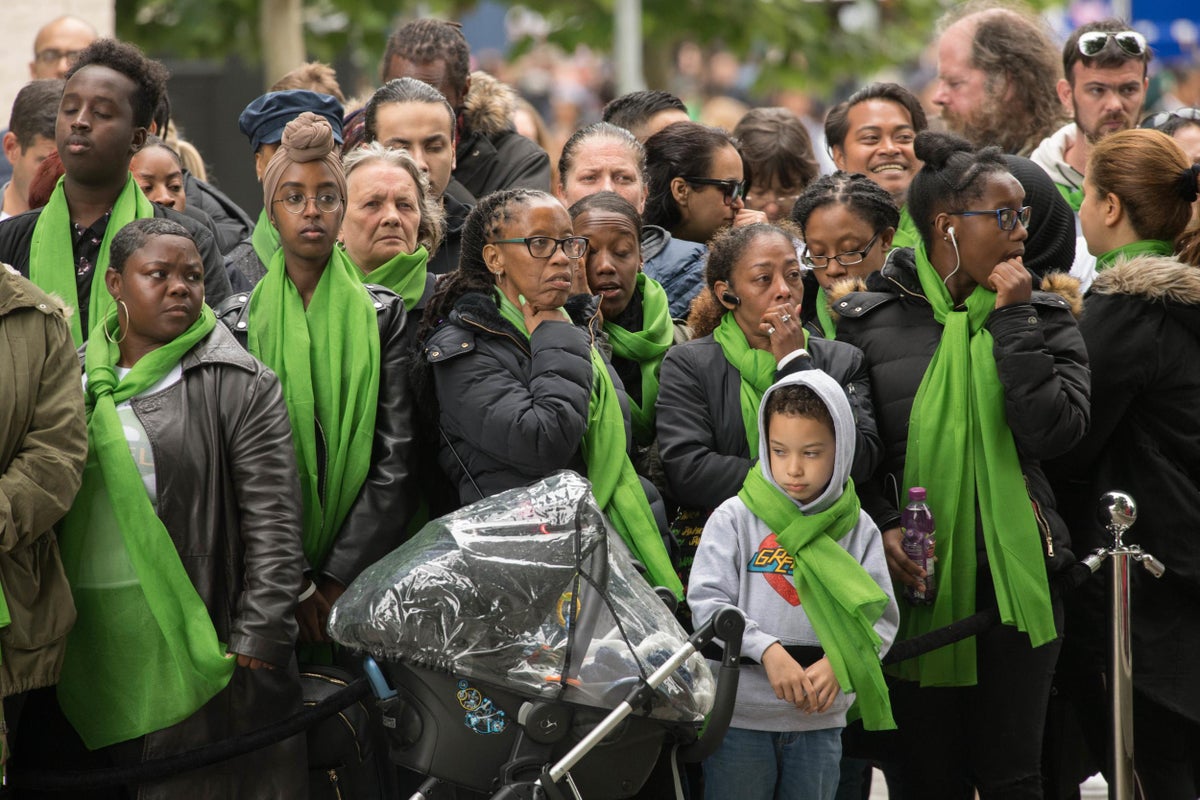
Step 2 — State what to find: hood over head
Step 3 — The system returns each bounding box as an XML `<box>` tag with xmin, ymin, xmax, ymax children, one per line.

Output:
<box><xmin>757</xmin><ymin>369</ymin><xmax>855</xmax><ymax>515</ymax></box>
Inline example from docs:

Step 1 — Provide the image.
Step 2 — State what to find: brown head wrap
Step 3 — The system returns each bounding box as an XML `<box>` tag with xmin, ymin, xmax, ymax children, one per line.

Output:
<box><xmin>262</xmin><ymin>111</ymin><xmax>348</xmax><ymax>219</ymax></box>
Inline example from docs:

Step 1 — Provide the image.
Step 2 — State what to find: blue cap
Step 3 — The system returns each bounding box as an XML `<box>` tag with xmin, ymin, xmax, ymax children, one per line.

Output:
<box><xmin>238</xmin><ymin>90</ymin><xmax>344</xmax><ymax>153</ymax></box>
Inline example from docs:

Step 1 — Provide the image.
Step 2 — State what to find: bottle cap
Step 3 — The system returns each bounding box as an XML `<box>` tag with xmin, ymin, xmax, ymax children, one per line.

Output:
<box><xmin>909</xmin><ymin>487</ymin><xmax>926</xmax><ymax>501</ymax></box>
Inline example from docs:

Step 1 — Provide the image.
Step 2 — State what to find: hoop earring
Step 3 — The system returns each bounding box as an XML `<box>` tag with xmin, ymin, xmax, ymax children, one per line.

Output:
<box><xmin>105</xmin><ymin>301</ymin><xmax>129</xmax><ymax>345</ymax></box>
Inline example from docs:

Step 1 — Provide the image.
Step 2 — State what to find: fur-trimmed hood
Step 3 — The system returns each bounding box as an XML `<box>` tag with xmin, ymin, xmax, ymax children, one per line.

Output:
<box><xmin>1088</xmin><ymin>254</ymin><xmax>1200</xmax><ymax>305</ymax></box>
<box><xmin>825</xmin><ymin>247</ymin><xmax>1084</xmax><ymax>320</ymax></box>
<box><xmin>462</xmin><ymin>70</ymin><xmax>517</xmax><ymax>138</ymax></box>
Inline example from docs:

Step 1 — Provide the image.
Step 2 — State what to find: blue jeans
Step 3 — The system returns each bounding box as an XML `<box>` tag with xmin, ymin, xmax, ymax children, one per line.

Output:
<box><xmin>704</xmin><ymin>726</ymin><xmax>843</xmax><ymax>800</ymax></box>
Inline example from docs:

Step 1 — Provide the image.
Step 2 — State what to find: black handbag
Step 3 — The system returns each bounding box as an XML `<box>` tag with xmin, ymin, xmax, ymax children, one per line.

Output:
<box><xmin>301</xmin><ymin>664</ymin><xmax>383</xmax><ymax>800</ymax></box>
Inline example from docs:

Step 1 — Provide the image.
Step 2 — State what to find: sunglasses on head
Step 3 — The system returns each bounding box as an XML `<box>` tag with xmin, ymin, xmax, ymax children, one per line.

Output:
<box><xmin>1140</xmin><ymin>108</ymin><xmax>1200</xmax><ymax>131</ymax></box>
<box><xmin>1077</xmin><ymin>30</ymin><xmax>1147</xmax><ymax>58</ymax></box>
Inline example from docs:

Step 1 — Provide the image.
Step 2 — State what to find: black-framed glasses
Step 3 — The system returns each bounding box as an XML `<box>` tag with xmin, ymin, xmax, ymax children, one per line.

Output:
<box><xmin>1140</xmin><ymin>108</ymin><xmax>1200</xmax><ymax>131</ymax></box>
<box><xmin>947</xmin><ymin>206</ymin><xmax>1032</xmax><ymax>231</ymax></box>
<box><xmin>35</xmin><ymin>48</ymin><xmax>83</xmax><ymax>65</ymax></box>
<box><xmin>1077</xmin><ymin>30</ymin><xmax>1147</xmax><ymax>58</ymax></box>
<box><xmin>682</xmin><ymin>177</ymin><xmax>746</xmax><ymax>206</ymax></box>
<box><xmin>802</xmin><ymin>231</ymin><xmax>882</xmax><ymax>269</ymax></box>
<box><xmin>272</xmin><ymin>192</ymin><xmax>342</xmax><ymax>214</ymax></box>
<box><xmin>491</xmin><ymin>236</ymin><xmax>589</xmax><ymax>259</ymax></box>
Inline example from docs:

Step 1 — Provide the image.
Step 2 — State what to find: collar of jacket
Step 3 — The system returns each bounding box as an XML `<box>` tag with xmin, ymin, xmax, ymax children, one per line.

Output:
<box><xmin>0</xmin><ymin>263</ymin><xmax>69</xmax><ymax>318</ymax></box>
<box><xmin>1089</xmin><ymin>253</ymin><xmax>1200</xmax><ymax>304</ymax></box>
<box><xmin>450</xmin><ymin>290</ymin><xmax>602</xmax><ymax>345</ymax></box>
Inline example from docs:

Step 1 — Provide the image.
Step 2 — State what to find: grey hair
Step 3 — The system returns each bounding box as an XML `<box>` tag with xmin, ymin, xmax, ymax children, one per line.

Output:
<box><xmin>343</xmin><ymin>141</ymin><xmax>447</xmax><ymax>257</ymax></box>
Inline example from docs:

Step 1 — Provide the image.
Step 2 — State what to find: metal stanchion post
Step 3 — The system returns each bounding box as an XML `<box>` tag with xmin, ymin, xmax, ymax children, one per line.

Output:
<box><xmin>1086</xmin><ymin>492</ymin><xmax>1166</xmax><ymax>800</ymax></box>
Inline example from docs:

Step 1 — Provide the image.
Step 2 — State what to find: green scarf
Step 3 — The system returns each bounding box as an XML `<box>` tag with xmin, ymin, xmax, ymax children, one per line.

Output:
<box><xmin>358</xmin><ymin>246</ymin><xmax>429</xmax><ymax>313</ymax></box>
<box><xmin>251</xmin><ymin>208</ymin><xmax>281</xmax><ymax>268</ymax></box>
<box><xmin>897</xmin><ymin>242</ymin><xmax>1056</xmax><ymax>687</ymax></box>
<box><xmin>57</xmin><ymin>306</ymin><xmax>235</xmax><ymax>749</ymax></box>
<box><xmin>712</xmin><ymin>313</ymin><xmax>805</xmax><ymax>454</ymax></box>
<box><xmin>1096</xmin><ymin>239</ymin><xmax>1174</xmax><ymax>272</ymax></box>
<box><xmin>29</xmin><ymin>174</ymin><xmax>155</xmax><ymax>346</ymax></box>
<box><xmin>495</xmin><ymin>291</ymin><xmax>683</xmax><ymax>598</ymax></box>
<box><xmin>738</xmin><ymin>467</ymin><xmax>895</xmax><ymax>730</ymax></box>
<box><xmin>1055</xmin><ymin>183</ymin><xmax>1084</xmax><ymax>213</ymax></box>
<box><xmin>815</xmin><ymin>286</ymin><xmax>837</xmax><ymax>340</ymax></box>
<box><xmin>891</xmin><ymin>206</ymin><xmax>920</xmax><ymax>251</ymax></box>
<box><xmin>248</xmin><ymin>247</ymin><xmax>381</xmax><ymax>571</ymax></box>
<box><xmin>604</xmin><ymin>273</ymin><xmax>674</xmax><ymax>444</ymax></box>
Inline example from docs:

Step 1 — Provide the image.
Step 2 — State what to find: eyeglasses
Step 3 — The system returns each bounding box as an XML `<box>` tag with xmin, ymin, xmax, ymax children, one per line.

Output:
<box><xmin>802</xmin><ymin>231</ymin><xmax>882</xmax><ymax>269</ymax></box>
<box><xmin>1077</xmin><ymin>30</ymin><xmax>1147</xmax><ymax>58</ymax></box>
<box><xmin>1140</xmin><ymin>108</ymin><xmax>1200</xmax><ymax>131</ymax></box>
<box><xmin>746</xmin><ymin>187</ymin><xmax>801</xmax><ymax>211</ymax></box>
<box><xmin>491</xmin><ymin>236</ymin><xmax>589</xmax><ymax>259</ymax></box>
<box><xmin>682</xmin><ymin>177</ymin><xmax>747</xmax><ymax>206</ymax></box>
<box><xmin>947</xmin><ymin>206</ymin><xmax>1032</xmax><ymax>231</ymax></box>
<box><xmin>34</xmin><ymin>48</ymin><xmax>83</xmax><ymax>65</ymax></box>
<box><xmin>272</xmin><ymin>192</ymin><xmax>343</xmax><ymax>214</ymax></box>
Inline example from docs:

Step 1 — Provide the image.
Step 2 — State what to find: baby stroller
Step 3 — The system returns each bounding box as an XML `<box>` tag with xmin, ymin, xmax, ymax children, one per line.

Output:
<box><xmin>329</xmin><ymin>471</ymin><xmax>744</xmax><ymax>799</ymax></box>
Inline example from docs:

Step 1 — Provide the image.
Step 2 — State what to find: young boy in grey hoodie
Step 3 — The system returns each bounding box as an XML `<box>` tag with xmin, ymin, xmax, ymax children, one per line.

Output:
<box><xmin>688</xmin><ymin>370</ymin><xmax>898</xmax><ymax>800</ymax></box>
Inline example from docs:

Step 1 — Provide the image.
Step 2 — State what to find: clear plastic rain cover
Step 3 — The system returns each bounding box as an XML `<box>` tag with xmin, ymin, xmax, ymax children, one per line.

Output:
<box><xmin>329</xmin><ymin>471</ymin><xmax>714</xmax><ymax>722</ymax></box>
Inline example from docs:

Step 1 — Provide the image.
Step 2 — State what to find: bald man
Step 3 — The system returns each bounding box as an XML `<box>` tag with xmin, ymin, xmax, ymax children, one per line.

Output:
<box><xmin>29</xmin><ymin>16</ymin><xmax>97</xmax><ymax>80</ymax></box>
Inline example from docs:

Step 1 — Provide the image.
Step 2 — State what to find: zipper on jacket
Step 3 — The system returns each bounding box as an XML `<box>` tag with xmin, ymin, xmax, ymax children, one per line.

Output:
<box><xmin>463</xmin><ymin>317</ymin><xmax>531</xmax><ymax>356</ymax></box>
<box><xmin>327</xmin><ymin>769</ymin><xmax>343</xmax><ymax>800</ymax></box>
<box><xmin>1024</xmin><ymin>475</ymin><xmax>1055</xmax><ymax>558</ymax></box>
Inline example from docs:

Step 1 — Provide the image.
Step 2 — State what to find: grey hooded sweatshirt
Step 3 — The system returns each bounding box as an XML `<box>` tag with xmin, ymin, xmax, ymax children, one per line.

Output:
<box><xmin>688</xmin><ymin>370</ymin><xmax>898</xmax><ymax>732</ymax></box>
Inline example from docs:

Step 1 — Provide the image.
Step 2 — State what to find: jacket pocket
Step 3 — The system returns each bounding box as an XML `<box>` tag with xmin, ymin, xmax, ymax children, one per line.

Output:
<box><xmin>0</xmin><ymin>531</ymin><xmax>77</xmax><ymax>650</ymax></box>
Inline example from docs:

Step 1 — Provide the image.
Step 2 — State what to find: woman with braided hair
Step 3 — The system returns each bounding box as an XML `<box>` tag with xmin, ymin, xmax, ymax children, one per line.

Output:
<box><xmin>1049</xmin><ymin>128</ymin><xmax>1200</xmax><ymax>797</ymax></box>
<box><xmin>833</xmin><ymin>130</ymin><xmax>1090</xmax><ymax>797</ymax></box>
<box><xmin>217</xmin><ymin>112</ymin><xmax>417</xmax><ymax>645</ymax></box>
<box><xmin>789</xmin><ymin>172</ymin><xmax>899</xmax><ymax>340</ymax></box>
<box><xmin>420</xmin><ymin>188</ymin><xmax>682</xmax><ymax>597</ymax></box>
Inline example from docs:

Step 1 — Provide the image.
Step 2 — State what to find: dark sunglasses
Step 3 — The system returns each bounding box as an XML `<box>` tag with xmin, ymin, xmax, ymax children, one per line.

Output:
<box><xmin>681</xmin><ymin>177</ymin><xmax>746</xmax><ymax>206</ymax></box>
<box><xmin>1140</xmin><ymin>108</ymin><xmax>1200</xmax><ymax>131</ymax></box>
<box><xmin>1077</xmin><ymin>30</ymin><xmax>1147</xmax><ymax>58</ymax></box>
<box><xmin>947</xmin><ymin>206</ymin><xmax>1032</xmax><ymax>231</ymax></box>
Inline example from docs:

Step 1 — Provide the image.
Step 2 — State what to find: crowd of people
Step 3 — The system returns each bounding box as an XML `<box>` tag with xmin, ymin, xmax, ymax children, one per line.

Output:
<box><xmin>1</xmin><ymin>3</ymin><xmax>1200</xmax><ymax>799</ymax></box>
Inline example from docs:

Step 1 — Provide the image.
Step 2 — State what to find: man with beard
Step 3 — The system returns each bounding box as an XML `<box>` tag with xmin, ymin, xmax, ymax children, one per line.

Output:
<box><xmin>1030</xmin><ymin>20</ymin><xmax>1151</xmax><ymax>212</ymax></box>
<box><xmin>931</xmin><ymin>2</ymin><xmax>1064</xmax><ymax>157</ymax></box>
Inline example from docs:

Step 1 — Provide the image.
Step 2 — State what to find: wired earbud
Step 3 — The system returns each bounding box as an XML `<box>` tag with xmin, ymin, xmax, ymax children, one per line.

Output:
<box><xmin>721</xmin><ymin>290</ymin><xmax>741</xmax><ymax>306</ymax></box>
<box><xmin>944</xmin><ymin>226</ymin><xmax>962</xmax><ymax>287</ymax></box>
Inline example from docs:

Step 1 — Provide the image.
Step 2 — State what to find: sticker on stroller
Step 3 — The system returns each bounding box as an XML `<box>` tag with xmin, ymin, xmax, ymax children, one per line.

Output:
<box><xmin>457</xmin><ymin>680</ymin><xmax>508</xmax><ymax>734</ymax></box>
<box><xmin>555</xmin><ymin>591</ymin><xmax>581</xmax><ymax>627</ymax></box>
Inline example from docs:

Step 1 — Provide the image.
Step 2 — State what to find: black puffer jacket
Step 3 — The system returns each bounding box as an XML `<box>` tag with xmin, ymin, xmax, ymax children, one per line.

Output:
<box><xmin>654</xmin><ymin>329</ymin><xmax>882</xmax><ymax>511</ymax></box>
<box><xmin>453</xmin><ymin>72</ymin><xmax>551</xmax><ymax>199</ymax></box>
<box><xmin>831</xmin><ymin>246</ymin><xmax>1089</xmax><ymax>570</ymax></box>
<box><xmin>216</xmin><ymin>283</ymin><xmax>417</xmax><ymax>586</ymax></box>
<box><xmin>1047</xmin><ymin>254</ymin><xmax>1200</xmax><ymax>723</ymax></box>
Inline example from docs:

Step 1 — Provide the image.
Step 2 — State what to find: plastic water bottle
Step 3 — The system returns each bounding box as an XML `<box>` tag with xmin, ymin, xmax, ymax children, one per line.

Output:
<box><xmin>901</xmin><ymin>487</ymin><xmax>937</xmax><ymax>605</ymax></box>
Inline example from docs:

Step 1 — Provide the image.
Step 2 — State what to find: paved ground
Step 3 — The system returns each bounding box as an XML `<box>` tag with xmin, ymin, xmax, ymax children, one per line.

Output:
<box><xmin>866</xmin><ymin>769</ymin><xmax>1110</xmax><ymax>798</ymax></box>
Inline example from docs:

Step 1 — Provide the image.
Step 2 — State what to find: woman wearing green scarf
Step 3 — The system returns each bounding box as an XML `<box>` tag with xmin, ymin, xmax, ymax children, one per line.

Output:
<box><xmin>216</xmin><ymin>113</ymin><xmax>418</xmax><ymax>644</ymax></box>
<box><xmin>567</xmin><ymin>192</ymin><xmax>686</xmax><ymax>486</ymax></box>
<box><xmin>55</xmin><ymin>218</ymin><xmax>306</xmax><ymax>796</ymax></box>
<box><xmin>420</xmin><ymin>188</ymin><xmax>681</xmax><ymax>596</ymax></box>
<box><xmin>655</xmin><ymin>222</ymin><xmax>882</xmax><ymax>583</ymax></box>
<box><xmin>791</xmin><ymin>172</ymin><xmax>899</xmax><ymax>341</ymax></box>
<box><xmin>1047</xmin><ymin>129</ymin><xmax>1200</xmax><ymax>794</ymax></box>
<box><xmin>340</xmin><ymin>142</ymin><xmax>447</xmax><ymax>351</ymax></box>
<box><xmin>834</xmin><ymin>131</ymin><xmax>1090</xmax><ymax>798</ymax></box>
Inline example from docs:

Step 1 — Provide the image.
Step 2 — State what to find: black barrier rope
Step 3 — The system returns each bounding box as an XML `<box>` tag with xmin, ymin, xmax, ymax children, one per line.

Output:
<box><xmin>8</xmin><ymin>677</ymin><xmax>371</xmax><ymax>791</ymax></box>
<box><xmin>8</xmin><ymin>560</ymin><xmax>1099</xmax><ymax>790</ymax></box>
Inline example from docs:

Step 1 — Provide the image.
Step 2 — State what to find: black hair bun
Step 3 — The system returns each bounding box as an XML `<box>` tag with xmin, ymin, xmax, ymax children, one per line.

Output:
<box><xmin>914</xmin><ymin>130</ymin><xmax>975</xmax><ymax>171</ymax></box>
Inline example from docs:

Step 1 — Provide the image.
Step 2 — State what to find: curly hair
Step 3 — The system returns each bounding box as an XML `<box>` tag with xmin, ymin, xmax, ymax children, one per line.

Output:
<box><xmin>687</xmin><ymin>221</ymin><xmax>801</xmax><ymax>337</ymax></box>
<box><xmin>733</xmin><ymin>107</ymin><xmax>818</xmax><ymax>195</ymax></box>
<box><xmin>764</xmin><ymin>384</ymin><xmax>835</xmax><ymax>438</ymax></box>
<box><xmin>906</xmin><ymin>131</ymin><xmax>1009</xmax><ymax>248</ymax></box>
<box><xmin>67</xmin><ymin>39</ymin><xmax>169</xmax><ymax>130</ymax></box>
<box><xmin>790</xmin><ymin>172</ymin><xmax>900</xmax><ymax>239</ymax></box>
<box><xmin>343</xmin><ymin>141</ymin><xmax>448</xmax><ymax>258</ymax></box>
<box><xmin>109</xmin><ymin>217</ymin><xmax>195</xmax><ymax>274</ymax></box>
<box><xmin>420</xmin><ymin>188</ymin><xmax>546</xmax><ymax>340</ymax></box>
<box><xmin>939</xmin><ymin>3</ymin><xmax>1064</xmax><ymax>154</ymax></box>
<box><xmin>380</xmin><ymin>19</ymin><xmax>470</xmax><ymax>94</ymax></box>
<box><xmin>644</xmin><ymin>121</ymin><xmax>740</xmax><ymax>233</ymax></box>
<box><xmin>558</xmin><ymin>122</ymin><xmax>647</xmax><ymax>188</ymax></box>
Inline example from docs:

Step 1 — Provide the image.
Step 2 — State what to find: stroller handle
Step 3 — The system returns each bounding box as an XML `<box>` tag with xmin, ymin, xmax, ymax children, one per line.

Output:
<box><xmin>677</xmin><ymin>607</ymin><xmax>745</xmax><ymax>763</ymax></box>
